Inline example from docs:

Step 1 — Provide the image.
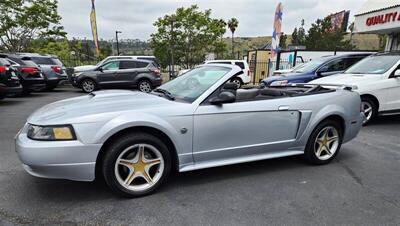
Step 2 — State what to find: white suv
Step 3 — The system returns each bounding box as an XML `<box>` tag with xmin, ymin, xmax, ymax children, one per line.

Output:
<box><xmin>311</xmin><ymin>53</ymin><xmax>400</xmax><ymax>124</ymax></box>
<box><xmin>204</xmin><ymin>60</ymin><xmax>251</xmax><ymax>87</ymax></box>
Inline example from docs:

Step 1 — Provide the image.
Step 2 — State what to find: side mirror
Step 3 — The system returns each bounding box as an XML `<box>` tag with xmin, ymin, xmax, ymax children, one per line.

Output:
<box><xmin>97</xmin><ymin>67</ymin><xmax>103</xmax><ymax>72</ymax></box>
<box><xmin>209</xmin><ymin>91</ymin><xmax>236</xmax><ymax>105</ymax></box>
<box><xmin>394</xmin><ymin>69</ymin><xmax>400</xmax><ymax>77</ymax></box>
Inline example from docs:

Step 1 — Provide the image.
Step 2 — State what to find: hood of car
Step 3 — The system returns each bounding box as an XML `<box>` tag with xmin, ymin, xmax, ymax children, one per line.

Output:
<box><xmin>310</xmin><ymin>73</ymin><xmax>383</xmax><ymax>87</ymax></box>
<box><xmin>74</xmin><ymin>65</ymin><xmax>97</xmax><ymax>72</ymax></box>
<box><xmin>27</xmin><ymin>90</ymin><xmax>180</xmax><ymax>125</ymax></box>
<box><xmin>263</xmin><ymin>72</ymin><xmax>312</xmax><ymax>84</ymax></box>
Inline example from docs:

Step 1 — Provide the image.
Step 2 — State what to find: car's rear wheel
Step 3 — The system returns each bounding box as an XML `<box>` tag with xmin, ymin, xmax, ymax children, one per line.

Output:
<box><xmin>102</xmin><ymin>133</ymin><xmax>171</xmax><ymax>197</ymax></box>
<box><xmin>231</xmin><ymin>78</ymin><xmax>242</xmax><ymax>88</ymax></box>
<box><xmin>138</xmin><ymin>79</ymin><xmax>152</xmax><ymax>93</ymax></box>
<box><xmin>304</xmin><ymin>119</ymin><xmax>342</xmax><ymax>165</ymax></box>
<box><xmin>81</xmin><ymin>79</ymin><xmax>97</xmax><ymax>93</ymax></box>
<box><xmin>361</xmin><ymin>97</ymin><xmax>377</xmax><ymax>125</ymax></box>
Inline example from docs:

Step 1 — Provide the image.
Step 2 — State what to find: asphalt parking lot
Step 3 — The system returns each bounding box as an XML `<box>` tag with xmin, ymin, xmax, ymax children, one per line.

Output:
<box><xmin>0</xmin><ymin>87</ymin><xmax>399</xmax><ymax>226</ymax></box>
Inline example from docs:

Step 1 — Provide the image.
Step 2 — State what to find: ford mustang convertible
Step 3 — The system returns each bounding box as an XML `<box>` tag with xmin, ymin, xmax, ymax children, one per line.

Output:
<box><xmin>15</xmin><ymin>64</ymin><xmax>364</xmax><ymax>197</ymax></box>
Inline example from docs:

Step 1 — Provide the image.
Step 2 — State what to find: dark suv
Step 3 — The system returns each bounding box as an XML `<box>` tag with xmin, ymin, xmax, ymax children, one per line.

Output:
<box><xmin>18</xmin><ymin>53</ymin><xmax>68</xmax><ymax>90</ymax></box>
<box><xmin>0</xmin><ymin>58</ymin><xmax>22</xmax><ymax>99</ymax></box>
<box><xmin>71</xmin><ymin>59</ymin><xmax>162</xmax><ymax>93</ymax></box>
<box><xmin>1</xmin><ymin>54</ymin><xmax>46</xmax><ymax>94</ymax></box>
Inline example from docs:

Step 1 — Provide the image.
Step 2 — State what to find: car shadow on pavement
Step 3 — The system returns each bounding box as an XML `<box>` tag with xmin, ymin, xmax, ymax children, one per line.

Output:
<box><xmin>370</xmin><ymin>115</ymin><xmax>400</xmax><ymax>125</ymax></box>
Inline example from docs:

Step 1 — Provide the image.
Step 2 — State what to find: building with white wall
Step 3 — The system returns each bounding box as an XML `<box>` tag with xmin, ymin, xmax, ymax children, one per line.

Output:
<box><xmin>354</xmin><ymin>0</ymin><xmax>400</xmax><ymax>51</ymax></box>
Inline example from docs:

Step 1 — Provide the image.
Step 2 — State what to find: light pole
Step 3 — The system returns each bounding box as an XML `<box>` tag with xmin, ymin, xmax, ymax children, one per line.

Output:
<box><xmin>115</xmin><ymin>30</ymin><xmax>122</xmax><ymax>55</ymax></box>
<box><xmin>169</xmin><ymin>15</ymin><xmax>176</xmax><ymax>79</ymax></box>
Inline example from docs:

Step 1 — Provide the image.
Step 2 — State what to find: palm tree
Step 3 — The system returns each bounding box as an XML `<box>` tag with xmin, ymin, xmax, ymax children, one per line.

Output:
<box><xmin>227</xmin><ymin>18</ymin><xmax>239</xmax><ymax>59</ymax></box>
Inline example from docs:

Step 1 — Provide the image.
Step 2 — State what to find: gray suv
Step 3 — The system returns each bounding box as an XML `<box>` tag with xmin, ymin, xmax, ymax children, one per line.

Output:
<box><xmin>16</xmin><ymin>53</ymin><xmax>68</xmax><ymax>90</ymax></box>
<box><xmin>71</xmin><ymin>59</ymin><xmax>162</xmax><ymax>93</ymax></box>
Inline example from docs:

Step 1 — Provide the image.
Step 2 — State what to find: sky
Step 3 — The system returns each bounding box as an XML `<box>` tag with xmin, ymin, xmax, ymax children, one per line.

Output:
<box><xmin>58</xmin><ymin>0</ymin><xmax>366</xmax><ymax>41</ymax></box>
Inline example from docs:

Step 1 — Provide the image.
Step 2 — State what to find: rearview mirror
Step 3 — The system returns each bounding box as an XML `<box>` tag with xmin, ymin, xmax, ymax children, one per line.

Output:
<box><xmin>209</xmin><ymin>91</ymin><xmax>236</xmax><ymax>105</ymax></box>
<box><xmin>394</xmin><ymin>69</ymin><xmax>400</xmax><ymax>77</ymax></box>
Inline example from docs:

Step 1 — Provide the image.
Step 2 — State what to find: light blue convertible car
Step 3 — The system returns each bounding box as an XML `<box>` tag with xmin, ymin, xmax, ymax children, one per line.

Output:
<box><xmin>15</xmin><ymin>64</ymin><xmax>364</xmax><ymax>197</ymax></box>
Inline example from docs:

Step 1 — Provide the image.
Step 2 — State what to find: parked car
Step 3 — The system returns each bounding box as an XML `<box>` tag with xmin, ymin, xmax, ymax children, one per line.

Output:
<box><xmin>0</xmin><ymin>58</ymin><xmax>23</xmax><ymax>99</ymax></box>
<box><xmin>272</xmin><ymin>63</ymin><xmax>305</xmax><ymax>75</ymax></box>
<box><xmin>70</xmin><ymin>59</ymin><xmax>162</xmax><ymax>93</ymax></box>
<box><xmin>15</xmin><ymin>64</ymin><xmax>364</xmax><ymax>197</ymax></box>
<box><xmin>204</xmin><ymin>60</ymin><xmax>251</xmax><ymax>87</ymax></box>
<box><xmin>262</xmin><ymin>54</ymin><xmax>372</xmax><ymax>86</ymax></box>
<box><xmin>311</xmin><ymin>52</ymin><xmax>400</xmax><ymax>125</ymax></box>
<box><xmin>74</xmin><ymin>55</ymin><xmax>159</xmax><ymax>73</ymax></box>
<box><xmin>0</xmin><ymin>54</ymin><xmax>46</xmax><ymax>94</ymax></box>
<box><xmin>18</xmin><ymin>53</ymin><xmax>68</xmax><ymax>90</ymax></box>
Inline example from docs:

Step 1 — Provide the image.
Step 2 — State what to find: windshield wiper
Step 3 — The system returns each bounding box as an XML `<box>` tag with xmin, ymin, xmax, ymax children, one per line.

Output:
<box><xmin>152</xmin><ymin>88</ymin><xmax>175</xmax><ymax>101</ymax></box>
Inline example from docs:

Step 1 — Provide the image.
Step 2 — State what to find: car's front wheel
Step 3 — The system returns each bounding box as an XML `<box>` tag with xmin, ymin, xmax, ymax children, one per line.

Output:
<box><xmin>361</xmin><ymin>97</ymin><xmax>377</xmax><ymax>125</ymax></box>
<box><xmin>304</xmin><ymin>119</ymin><xmax>343</xmax><ymax>165</ymax></box>
<box><xmin>81</xmin><ymin>79</ymin><xmax>97</xmax><ymax>93</ymax></box>
<box><xmin>102</xmin><ymin>133</ymin><xmax>171</xmax><ymax>197</ymax></box>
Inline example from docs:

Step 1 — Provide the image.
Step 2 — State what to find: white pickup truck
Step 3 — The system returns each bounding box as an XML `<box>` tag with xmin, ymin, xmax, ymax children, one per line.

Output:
<box><xmin>311</xmin><ymin>53</ymin><xmax>400</xmax><ymax>125</ymax></box>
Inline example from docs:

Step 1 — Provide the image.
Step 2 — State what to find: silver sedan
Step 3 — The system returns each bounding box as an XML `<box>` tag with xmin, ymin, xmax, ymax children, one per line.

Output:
<box><xmin>15</xmin><ymin>64</ymin><xmax>364</xmax><ymax>197</ymax></box>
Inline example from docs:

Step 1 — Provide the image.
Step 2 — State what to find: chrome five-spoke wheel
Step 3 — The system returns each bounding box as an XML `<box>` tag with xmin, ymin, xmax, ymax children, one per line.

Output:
<box><xmin>102</xmin><ymin>133</ymin><xmax>171</xmax><ymax>197</ymax></box>
<box><xmin>304</xmin><ymin>119</ymin><xmax>342</xmax><ymax>164</ymax></box>
<box><xmin>314</xmin><ymin>126</ymin><xmax>339</xmax><ymax>161</ymax></box>
<box><xmin>362</xmin><ymin>101</ymin><xmax>373</xmax><ymax>124</ymax></box>
<box><xmin>115</xmin><ymin>144</ymin><xmax>164</xmax><ymax>192</ymax></box>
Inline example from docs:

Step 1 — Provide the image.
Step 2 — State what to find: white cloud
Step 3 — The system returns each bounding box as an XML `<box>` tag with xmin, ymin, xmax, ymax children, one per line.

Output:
<box><xmin>58</xmin><ymin>0</ymin><xmax>365</xmax><ymax>40</ymax></box>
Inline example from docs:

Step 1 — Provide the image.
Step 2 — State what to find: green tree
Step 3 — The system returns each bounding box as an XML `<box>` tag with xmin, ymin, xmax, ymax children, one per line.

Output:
<box><xmin>304</xmin><ymin>17</ymin><xmax>354</xmax><ymax>50</ymax></box>
<box><xmin>0</xmin><ymin>0</ymin><xmax>66</xmax><ymax>52</ymax></box>
<box><xmin>279</xmin><ymin>33</ymin><xmax>287</xmax><ymax>49</ymax></box>
<box><xmin>291</xmin><ymin>19</ymin><xmax>306</xmax><ymax>46</ymax></box>
<box><xmin>150</xmin><ymin>5</ymin><xmax>226</xmax><ymax>69</ymax></box>
<box><xmin>227</xmin><ymin>18</ymin><xmax>239</xmax><ymax>58</ymax></box>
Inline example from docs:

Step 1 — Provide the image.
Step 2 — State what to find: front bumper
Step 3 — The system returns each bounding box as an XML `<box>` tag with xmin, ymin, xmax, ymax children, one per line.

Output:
<box><xmin>15</xmin><ymin>127</ymin><xmax>102</xmax><ymax>181</ymax></box>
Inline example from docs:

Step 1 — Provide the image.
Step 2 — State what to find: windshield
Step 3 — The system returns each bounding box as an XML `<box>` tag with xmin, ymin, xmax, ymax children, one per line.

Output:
<box><xmin>345</xmin><ymin>55</ymin><xmax>400</xmax><ymax>74</ymax></box>
<box><xmin>293</xmin><ymin>59</ymin><xmax>325</xmax><ymax>73</ymax></box>
<box><xmin>157</xmin><ymin>66</ymin><xmax>230</xmax><ymax>103</ymax></box>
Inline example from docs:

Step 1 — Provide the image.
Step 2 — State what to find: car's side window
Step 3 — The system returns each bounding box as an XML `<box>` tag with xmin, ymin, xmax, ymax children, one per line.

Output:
<box><xmin>136</xmin><ymin>62</ymin><xmax>149</xmax><ymax>68</ymax></box>
<box><xmin>119</xmin><ymin>61</ymin><xmax>137</xmax><ymax>69</ymax></box>
<box><xmin>323</xmin><ymin>59</ymin><xmax>346</xmax><ymax>72</ymax></box>
<box><xmin>235</xmin><ymin>62</ymin><xmax>245</xmax><ymax>69</ymax></box>
<box><xmin>343</xmin><ymin>57</ymin><xmax>363</xmax><ymax>68</ymax></box>
<box><xmin>102</xmin><ymin>61</ymin><xmax>119</xmax><ymax>70</ymax></box>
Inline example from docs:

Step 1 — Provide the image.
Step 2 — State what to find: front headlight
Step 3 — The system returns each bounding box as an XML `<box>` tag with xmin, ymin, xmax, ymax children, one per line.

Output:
<box><xmin>270</xmin><ymin>80</ymin><xmax>288</xmax><ymax>86</ymax></box>
<box><xmin>27</xmin><ymin>124</ymin><xmax>76</xmax><ymax>141</ymax></box>
<box><xmin>72</xmin><ymin>72</ymin><xmax>82</xmax><ymax>77</ymax></box>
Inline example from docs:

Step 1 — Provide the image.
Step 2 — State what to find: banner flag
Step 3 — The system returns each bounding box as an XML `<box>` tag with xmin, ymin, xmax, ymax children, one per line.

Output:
<box><xmin>271</xmin><ymin>2</ymin><xmax>283</xmax><ymax>58</ymax></box>
<box><xmin>90</xmin><ymin>0</ymin><xmax>100</xmax><ymax>56</ymax></box>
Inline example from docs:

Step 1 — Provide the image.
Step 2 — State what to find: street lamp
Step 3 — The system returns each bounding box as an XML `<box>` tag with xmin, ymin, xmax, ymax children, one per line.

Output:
<box><xmin>115</xmin><ymin>30</ymin><xmax>122</xmax><ymax>55</ymax></box>
<box><xmin>168</xmin><ymin>15</ymin><xmax>176</xmax><ymax>79</ymax></box>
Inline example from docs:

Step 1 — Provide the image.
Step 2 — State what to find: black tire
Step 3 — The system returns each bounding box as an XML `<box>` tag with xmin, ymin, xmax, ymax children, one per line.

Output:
<box><xmin>361</xmin><ymin>97</ymin><xmax>377</xmax><ymax>126</ymax></box>
<box><xmin>303</xmin><ymin>119</ymin><xmax>343</xmax><ymax>165</ymax></box>
<box><xmin>81</xmin><ymin>78</ymin><xmax>97</xmax><ymax>93</ymax></box>
<box><xmin>231</xmin><ymin>78</ymin><xmax>242</xmax><ymax>88</ymax></box>
<box><xmin>102</xmin><ymin>132</ymin><xmax>171</xmax><ymax>197</ymax></box>
<box><xmin>138</xmin><ymin>79</ymin><xmax>153</xmax><ymax>93</ymax></box>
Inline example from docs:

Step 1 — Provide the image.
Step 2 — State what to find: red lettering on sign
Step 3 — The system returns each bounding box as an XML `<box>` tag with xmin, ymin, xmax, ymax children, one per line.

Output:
<box><xmin>366</xmin><ymin>11</ymin><xmax>400</xmax><ymax>26</ymax></box>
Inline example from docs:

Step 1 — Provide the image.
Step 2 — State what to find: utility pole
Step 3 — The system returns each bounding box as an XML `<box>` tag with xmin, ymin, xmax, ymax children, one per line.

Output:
<box><xmin>169</xmin><ymin>15</ymin><xmax>176</xmax><ymax>79</ymax></box>
<box><xmin>115</xmin><ymin>30</ymin><xmax>122</xmax><ymax>55</ymax></box>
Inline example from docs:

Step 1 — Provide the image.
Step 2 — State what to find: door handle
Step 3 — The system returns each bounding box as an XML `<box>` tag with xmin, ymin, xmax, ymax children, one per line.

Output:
<box><xmin>278</xmin><ymin>106</ymin><xmax>290</xmax><ymax>111</ymax></box>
